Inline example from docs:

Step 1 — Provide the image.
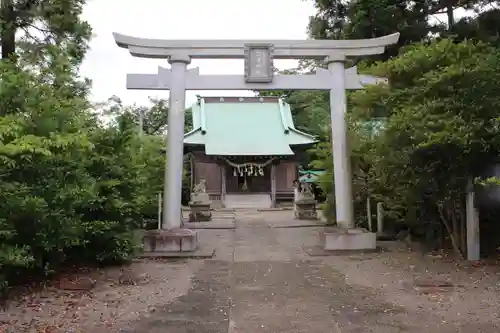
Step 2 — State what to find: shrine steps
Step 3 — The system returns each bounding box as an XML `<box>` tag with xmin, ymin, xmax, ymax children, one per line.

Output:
<box><xmin>224</xmin><ymin>193</ymin><xmax>272</xmax><ymax>209</ymax></box>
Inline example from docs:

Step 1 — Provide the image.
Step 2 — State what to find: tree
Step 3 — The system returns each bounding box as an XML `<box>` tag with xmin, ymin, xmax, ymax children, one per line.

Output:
<box><xmin>1</xmin><ymin>0</ymin><xmax>91</xmax><ymax>62</ymax></box>
<box><xmin>0</xmin><ymin>0</ymin><xmax>175</xmax><ymax>299</ymax></box>
<box><xmin>306</xmin><ymin>0</ymin><xmax>497</xmax><ymax>61</ymax></box>
<box><xmin>307</xmin><ymin>0</ymin><xmax>432</xmax><ymax>61</ymax></box>
<box><xmin>453</xmin><ymin>8</ymin><xmax>500</xmax><ymax>46</ymax></box>
<box><xmin>98</xmin><ymin>96</ymin><xmax>193</xmax><ymax>136</ymax></box>
<box><xmin>312</xmin><ymin>39</ymin><xmax>500</xmax><ymax>255</ymax></box>
<box><xmin>0</xmin><ymin>55</ymin><xmax>172</xmax><ymax>295</ymax></box>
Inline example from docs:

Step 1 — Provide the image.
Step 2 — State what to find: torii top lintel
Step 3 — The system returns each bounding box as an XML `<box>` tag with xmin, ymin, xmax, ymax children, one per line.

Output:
<box><xmin>112</xmin><ymin>33</ymin><xmax>400</xmax><ymax>60</ymax></box>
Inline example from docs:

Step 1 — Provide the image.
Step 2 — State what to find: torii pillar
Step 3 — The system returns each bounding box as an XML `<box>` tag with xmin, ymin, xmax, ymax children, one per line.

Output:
<box><xmin>328</xmin><ymin>55</ymin><xmax>353</xmax><ymax>226</ymax></box>
<box><xmin>113</xmin><ymin>32</ymin><xmax>399</xmax><ymax>252</ymax></box>
<box><xmin>164</xmin><ymin>55</ymin><xmax>190</xmax><ymax>230</ymax></box>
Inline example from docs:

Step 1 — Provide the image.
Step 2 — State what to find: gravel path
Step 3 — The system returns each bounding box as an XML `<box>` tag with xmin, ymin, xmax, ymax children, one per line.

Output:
<box><xmin>2</xmin><ymin>210</ymin><xmax>500</xmax><ymax>332</ymax></box>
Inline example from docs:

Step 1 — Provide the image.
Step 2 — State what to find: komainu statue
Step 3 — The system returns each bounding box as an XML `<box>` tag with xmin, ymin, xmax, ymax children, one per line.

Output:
<box><xmin>193</xmin><ymin>178</ymin><xmax>207</xmax><ymax>193</ymax></box>
<box><xmin>189</xmin><ymin>178</ymin><xmax>211</xmax><ymax>222</ymax></box>
<box><xmin>295</xmin><ymin>181</ymin><xmax>317</xmax><ymax>220</ymax></box>
<box><xmin>300</xmin><ymin>182</ymin><xmax>315</xmax><ymax>199</ymax></box>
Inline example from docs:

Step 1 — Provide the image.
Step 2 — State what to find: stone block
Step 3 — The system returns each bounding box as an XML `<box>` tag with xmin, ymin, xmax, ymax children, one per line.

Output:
<box><xmin>189</xmin><ymin>210</ymin><xmax>212</xmax><ymax>222</ymax></box>
<box><xmin>143</xmin><ymin>229</ymin><xmax>198</xmax><ymax>252</ymax></box>
<box><xmin>191</xmin><ymin>192</ymin><xmax>210</xmax><ymax>203</ymax></box>
<box><xmin>189</xmin><ymin>201</ymin><xmax>212</xmax><ymax>222</ymax></box>
<box><xmin>295</xmin><ymin>198</ymin><xmax>317</xmax><ymax>220</ymax></box>
<box><xmin>322</xmin><ymin>227</ymin><xmax>376</xmax><ymax>251</ymax></box>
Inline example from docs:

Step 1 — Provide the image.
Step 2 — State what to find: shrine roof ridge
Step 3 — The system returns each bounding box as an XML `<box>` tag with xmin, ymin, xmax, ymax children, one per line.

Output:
<box><xmin>113</xmin><ymin>33</ymin><xmax>400</xmax><ymax>59</ymax></box>
<box><xmin>198</xmin><ymin>96</ymin><xmax>280</xmax><ymax>104</ymax></box>
<box><xmin>184</xmin><ymin>96</ymin><xmax>316</xmax><ymax>155</ymax></box>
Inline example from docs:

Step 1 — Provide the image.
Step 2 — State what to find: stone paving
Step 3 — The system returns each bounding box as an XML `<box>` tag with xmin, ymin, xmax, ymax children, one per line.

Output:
<box><xmin>123</xmin><ymin>210</ymin><xmax>500</xmax><ymax>333</ymax></box>
<box><xmin>2</xmin><ymin>210</ymin><xmax>500</xmax><ymax>332</ymax></box>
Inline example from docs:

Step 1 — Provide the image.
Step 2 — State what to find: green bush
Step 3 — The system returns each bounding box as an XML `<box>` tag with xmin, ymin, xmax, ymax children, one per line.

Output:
<box><xmin>311</xmin><ymin>40</ymin><xmax>500</xmax><ymax>255</ymax></box>
<box><xmin>0</xmin><ymin>60</ymin><xmax>164</xmax><ymax>294</ymax></box>
<box><xmin>69</xmin><ymin>220</ymin><xmax>139</xmax><ymax>264</ymax></box>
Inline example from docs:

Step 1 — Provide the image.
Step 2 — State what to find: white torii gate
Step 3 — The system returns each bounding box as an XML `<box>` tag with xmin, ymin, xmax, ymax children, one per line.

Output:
<box><xmin>113</xmin><ymin>33</ymin><xmax>399</xmax><ymax>236</ymax></box>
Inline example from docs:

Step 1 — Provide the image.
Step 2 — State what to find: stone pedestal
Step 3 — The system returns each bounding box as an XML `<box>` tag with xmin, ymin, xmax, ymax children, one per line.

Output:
<box><xmin>143</xmin><ymin>228</ymin><xmax>198</xmax><ymax>252</ymax></box>
<box><xmin>295</xmin><ymin>198</ymin><xmax>317</xmax><ymax>220</ymax></box>
<box><xmin>376</xmin><ymin>231</ymin><xmax>392</xmax><ymax>241</ymax></box>
<box><xmin>321</xmin><ymin>227</ymin><xmax>376</xmax><ymax>250</ymax></box>
<box><xmin>189</xmin><ymin>192</ymin><xmax>212</xmax><ymax>222</ymax></box>
<box><xmin>189</xmin><ymin>202</ymin><xmax>212</xmax><ymax>222</ymax></box>
<box><xmin>191</xmin><ymin>192</ymin><xmax>209</xmax><ymax>203</ymax></box>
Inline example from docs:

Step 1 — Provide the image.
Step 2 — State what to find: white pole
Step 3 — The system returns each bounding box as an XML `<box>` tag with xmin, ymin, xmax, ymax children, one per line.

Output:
<box><xmin>157</xmin><ymin>192</ymin><xmax>162</xmax><ymax>230</ymax></box>
<box><xmin>367</xmin><ymin>197</ymin><xmax>372</xmax><ymax>232</ymax></box>
<box><xmin>163</xmin><ymin>55</ymin><xmax>191</xmax><ymax>230</ymax></box>
<box><xmin>293</xmin><ymin>182</ymin><xmax>300</xmax><ymax>218</ymax></box>
<box><xmin>327</xmin><ymin>56</ymin><xmax>354</xmax><ymax>229</ymax></box>
<box><xmin>466</xmin><ymin>178</ymin><xmax>480</xmax><ymax>261</ymax></box>
<box><xmin>138</xmin><ymin>109</ymin><xmax>144</xmax><ymax>136</ymax></box>
<box><xmin>376</xmin><ymin>202</ymin><xmax>384</xmax><ymax>234</ymax></box>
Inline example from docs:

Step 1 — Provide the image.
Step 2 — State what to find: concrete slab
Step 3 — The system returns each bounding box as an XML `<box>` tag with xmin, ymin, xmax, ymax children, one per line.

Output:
<box><xmin>269</xmin><ymin>221</ymin><xmax>325</xmax><ymax>228</ymax></box>
<box><xmin>123</xmin><ymin>261</ymin><xmax>231</xmax><ymax>333</ymax></box>
<box><xmin>142</xmin><ymin>228</ymin><xmax>198</xmax><ymax>252</ymax></box>
<box><xmin>302</xmin><ymin>245</ymin><xmax>385</xmax><ymax>256</ymax></box>
<box><xmin>211</xmin><ymin>215</ymin><xmax>236</xmax><ymax>219</ymax></box>
<box><xmin>137</xmin><ymin>247</ymin><xmax>216</xmax><ymax>259</ymax></box>
<box><xmin>213</xmin><ymin>208</ymin><xmax>236</xmax><ymax>212</ymax></box>
<box><xmin>183</xmin><ymin>221</ymin><xmax>236</xmax><ymax>229</ymax></box>
<box><xmin>322</xmin><ymin>227</ymin><xmax>377</xmax><ymax>250</ymax></box>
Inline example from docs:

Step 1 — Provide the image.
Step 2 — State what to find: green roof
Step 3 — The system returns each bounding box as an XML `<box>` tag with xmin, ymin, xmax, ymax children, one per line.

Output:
<box><xmin>299</xmin><ymin>170</ymin><xmax>326</xmax><ymax>183</ymax></box>
<box><xmin>184</xmin><ymin>97</ymin><xmax>316</xmax><ymax>156</ymax></box>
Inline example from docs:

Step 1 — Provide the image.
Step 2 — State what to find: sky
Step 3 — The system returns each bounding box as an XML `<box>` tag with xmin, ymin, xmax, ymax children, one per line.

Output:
<box><xmin>80</xmin><ymin>0</ymin><xmax>317</xmax><ymax>107</ymax></box>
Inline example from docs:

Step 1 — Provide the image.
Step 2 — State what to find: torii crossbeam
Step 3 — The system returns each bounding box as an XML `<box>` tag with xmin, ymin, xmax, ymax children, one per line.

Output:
<box><xmin>126</xmin><ymin>66</ymin><xmax>387</xmax><ymax>90</ymax></box>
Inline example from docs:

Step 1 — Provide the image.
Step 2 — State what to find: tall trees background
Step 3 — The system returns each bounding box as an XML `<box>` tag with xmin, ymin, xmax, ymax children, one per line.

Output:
<box><xmin>0</xmin><ymin>0</ymin><xmax>176</xmax><ymax>295</ymax></box>
<box><xmin>298</xmin><ymin>0</ymin><xmax>500</xmax><ymax>257</ymax></box>
<box><xmin>1</xmin><ymin>0</ymin><xmax>500</xmax><ymax>295</ymax></box>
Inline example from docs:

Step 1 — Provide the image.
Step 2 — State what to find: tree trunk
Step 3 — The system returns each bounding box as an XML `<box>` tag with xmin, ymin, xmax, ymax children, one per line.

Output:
<box><xmin>446</xmin><ymin>1</ymin><xmax>455</xmax><ymax>30</ymax></box>
<box><xmin>438</xmin><ymin>204</ymin><xmax>464</xmax><ymax>259</ymax></box>
<box><xmin>459</xmin><ymin>204</ymin><xmax>467</xmax><ymax>258</ymax></box>
<box><xmin>1</xmin><ymin>0</ymin><xmax>16</xmax><ymax>60</ymax></box>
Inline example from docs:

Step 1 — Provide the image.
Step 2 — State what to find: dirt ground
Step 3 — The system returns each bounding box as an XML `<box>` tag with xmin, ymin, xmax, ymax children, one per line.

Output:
<box><xmin>1</xmin><ymin>210</ymin><xmax>500</xmax><ymax>332</ymax></box>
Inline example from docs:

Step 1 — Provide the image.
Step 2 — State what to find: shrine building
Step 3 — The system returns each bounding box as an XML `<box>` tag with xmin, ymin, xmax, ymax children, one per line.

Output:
<box><xmin>184</xmin><ymin>96</ymin><xmax>317</xmax><ymax>209</ymax></box>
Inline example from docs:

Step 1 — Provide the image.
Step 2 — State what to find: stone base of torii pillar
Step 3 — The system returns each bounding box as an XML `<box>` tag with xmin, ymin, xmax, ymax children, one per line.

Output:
<box><xmin>142</xmin><ymin>228</ymin><xmax>199</xmax><ymax>253</ymax></box>
<box><xmin>139</xmin><ymin>225</ymin><xmax>214</xmax><ymax>258</ymax></box>
<box><xmin>321</xmin><ymin>227</ymin><xmax>377</xmax><ymax>251</ymax></box>
<box><xmin>139</xmin><ymin>203</ymin><xmax>210</xmax><ymax>258</ymax></box>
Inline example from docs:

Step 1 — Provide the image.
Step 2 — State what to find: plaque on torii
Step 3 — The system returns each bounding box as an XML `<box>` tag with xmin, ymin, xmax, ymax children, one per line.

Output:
<box><xmin>244</xmin><ymin>43</ymin><xmax>274</xmax><ymax>83</ymax></box>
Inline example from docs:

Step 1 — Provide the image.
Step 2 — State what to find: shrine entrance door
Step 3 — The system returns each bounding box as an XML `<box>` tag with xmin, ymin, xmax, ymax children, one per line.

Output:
<box><xmin>226</xmin><ymin>165</ymin><xmax>271</xmax><ymax>193</ymax></box>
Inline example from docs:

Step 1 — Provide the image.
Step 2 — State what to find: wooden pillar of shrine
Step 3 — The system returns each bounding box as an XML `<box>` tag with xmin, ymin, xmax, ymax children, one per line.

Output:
<box><xmin>190</xmin><ymin>155</ymin><xmax>194</xmax><ymax>191</ymax></box>
<box><xmin>271</xmin><ymin>163</ymin><xmax>277</xmax><ymax>208</ymax></box>
<box><xmin>221</xmin><ymin>164</ymin><xmax>227</xmax><ymax>207</ymax></box>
